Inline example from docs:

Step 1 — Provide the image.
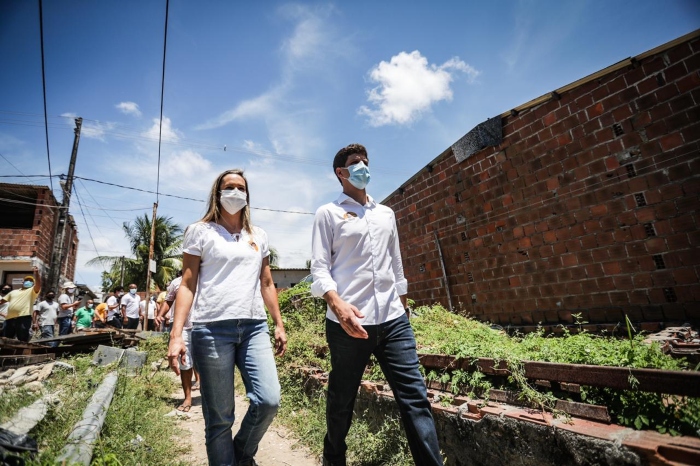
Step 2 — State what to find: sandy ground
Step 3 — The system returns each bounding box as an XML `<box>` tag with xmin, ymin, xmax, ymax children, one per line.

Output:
<box><xmin>167</xmin><ymin>374</ymin><xmax>321</xmax><ymax>466</ymax></box>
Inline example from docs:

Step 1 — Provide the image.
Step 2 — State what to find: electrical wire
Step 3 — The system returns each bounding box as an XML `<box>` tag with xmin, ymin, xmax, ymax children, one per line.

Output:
<box><xmin>155</xmin><ymin>0</ymin><xmax>170</xmax><ymax>202</ymax></box>
<box><xmin>73</xmin><ymin>187</ymin><xmax>106</xmax><ymax>270</ymax></box>
<box><xmin>38</xmin><ymin>0</ymin><xmax>53</xmax><ymax>193</ymax></box>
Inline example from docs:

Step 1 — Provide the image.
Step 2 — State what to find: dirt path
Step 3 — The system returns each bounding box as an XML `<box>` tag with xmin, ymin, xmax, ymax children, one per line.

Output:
<box><xmin>168</xmin><ymin>379</ymin><xmax>320</xmax><ymax>465</ymax></box>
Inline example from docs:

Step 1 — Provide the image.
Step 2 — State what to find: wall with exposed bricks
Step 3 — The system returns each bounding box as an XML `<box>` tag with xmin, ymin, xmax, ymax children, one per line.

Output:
<box><xmin>384</xmin><ymin>32</ymin><xmax>700</xmax><ymax>327</ymax></box>
<box><xmin>0</xmin><ymin>185</ymin><xmax>78</xmax><ymax>286</ymax></box>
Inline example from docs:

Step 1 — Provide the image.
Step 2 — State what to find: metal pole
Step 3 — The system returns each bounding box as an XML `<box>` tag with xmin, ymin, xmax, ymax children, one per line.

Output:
<box><xmin>433</xmin><ymin>231</ymin><xmax>454</xmax><ymax>311</ymax></box>
<box><xmin>143</xmin><ymin>202</ymin><xmax>158</xmax><ymax>331</ymax></box>
<box><xmin>48</xmin><ymin>117</ymin><xmax>82</xmax><ymax>293</ymax></box>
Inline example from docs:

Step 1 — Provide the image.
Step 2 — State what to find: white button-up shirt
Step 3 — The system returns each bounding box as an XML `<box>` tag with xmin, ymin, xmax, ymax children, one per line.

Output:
<box><xmin>311</xmin><ymin>193</ymin><xmax>408</xmax><ymax>325</ymax></box>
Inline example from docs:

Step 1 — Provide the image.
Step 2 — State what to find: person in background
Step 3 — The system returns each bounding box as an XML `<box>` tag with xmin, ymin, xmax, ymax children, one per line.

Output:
<box><xmin>33</xmin><ymin>289</ymin><xmax>59</xmax><ymax>347</ymax></box>
<box><xmin>167</xmin><ymin>169</ymin><xmax>287</xmax><ymax>466</ymax></box>
<box><xmin>1</xmin><ymin>267</ymin><xmax>41</xmax><ymax>342</ymax></box>
<box><xmin>73</xmin><ymin>299</ymin><xmax>95</xmax><ymax>330</ymax></box>
<box><xmin>140</xmin><ymin>295</ymin><xmax>157</xmax><ymax>331</ymax></box>
<box><xmin>93</xmin><ymin>302</ymin><xmax>108</xmax><ymax>329</ymax></box>
<box><xmin>120</xmin><ymin>284</ymin><xmax>141</xmax><ymax>330</ymax></box>
<box><xmin>157</xmin><ymin>270</ymin><xmax>200</xmax><ymax>411</ymax></box>
<box><xmin>57</xmin><ymin>281</ymin><xmax>80</xmax><ymax>336</ymax></box>
<box><xmin>0</xmin><ymin>284</ymin><xmax>11</xmax><ymax>333</ymax></box>
<box><xmin>311</xmin><ymin>144</ymin><xmax>442</xmax><ymax>466</ymax></box>
<box><xmin>156</xmin><ymin>290</ymin><xmax>167</xmax><ymax>331</ymax></box>
<box><xmin>105</xmin><ymin>286</ymin><xmax>123</xmax><ymax>328</ymax></box>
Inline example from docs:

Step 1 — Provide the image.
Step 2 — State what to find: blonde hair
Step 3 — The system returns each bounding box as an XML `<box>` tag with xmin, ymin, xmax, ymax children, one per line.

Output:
<box><xmin>200</xmin><ymin>169</ymin><xmax>253</xmax><ymax>234</ymax></box>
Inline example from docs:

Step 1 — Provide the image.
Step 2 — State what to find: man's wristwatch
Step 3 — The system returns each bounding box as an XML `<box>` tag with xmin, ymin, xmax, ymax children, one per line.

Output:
<box><xmin>404</xmin><ymin>307</ymin><xmax>411</xmax><ymax>317</ymax></box>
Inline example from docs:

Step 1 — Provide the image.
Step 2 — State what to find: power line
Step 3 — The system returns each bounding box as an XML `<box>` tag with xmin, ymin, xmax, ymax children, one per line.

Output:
<box><xmin>73</xmin><ymin>187</ymin><xmax>106</xmax><ymax>270</ymax></box>
<box><xmin>38</xmin><ymin>0</ymin><xmax>53</xmax><ymax>193</ymax></box>
<box><xmin>74</xmin><ymin>176</ymin><xmax>315</xmax><ymax>215</ymax></box>
<box><xmin>155</xmin><ymin>0</ymin><xmax>170</xmax><ymax>202</ymax></box>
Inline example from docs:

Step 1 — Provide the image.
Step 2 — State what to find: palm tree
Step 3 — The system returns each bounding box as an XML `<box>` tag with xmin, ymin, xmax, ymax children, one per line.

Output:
<box><xmin>89</xmin><ymin>214</ymin><xmax>183</xmax><ymax>291</ymax></box>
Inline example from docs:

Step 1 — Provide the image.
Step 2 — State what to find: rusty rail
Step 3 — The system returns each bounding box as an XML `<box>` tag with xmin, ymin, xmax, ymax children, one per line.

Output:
<box><xmin>418</xmin><ymin>354</ymin><xmax>700</xmax><ymax>398</ymax></box>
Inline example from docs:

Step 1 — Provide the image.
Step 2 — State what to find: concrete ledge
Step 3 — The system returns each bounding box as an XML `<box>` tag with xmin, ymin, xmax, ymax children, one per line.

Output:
<box><xmin>297</xmin><ymin>367</ymin><xmax>700</xmax><ymax>466</ymax></box>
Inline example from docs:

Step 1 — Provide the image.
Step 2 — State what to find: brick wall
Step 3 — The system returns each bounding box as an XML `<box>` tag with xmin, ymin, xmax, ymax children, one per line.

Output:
<box><xmin>384</xmin><ymin>32</ymin><xmax>700</xmax><ymax>327</ymax></box>
<box><xmin>0</xmin><ymin>185</ymin><xmax>78</xmax><ymax>284</ymax></box>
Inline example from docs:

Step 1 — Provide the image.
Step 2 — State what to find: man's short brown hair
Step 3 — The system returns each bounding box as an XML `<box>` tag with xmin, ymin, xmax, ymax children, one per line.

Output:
<box><xmin>333</xmin><ymin>144</ymin><xmax>368</xmax><ymax>184</ymax></box>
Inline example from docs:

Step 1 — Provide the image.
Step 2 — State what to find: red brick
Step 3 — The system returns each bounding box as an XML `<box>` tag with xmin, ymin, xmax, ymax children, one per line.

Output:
<box><xmin>659</xmin><ymin>132</ymin><xmax>684</xmax><ymax>151</ymax></box>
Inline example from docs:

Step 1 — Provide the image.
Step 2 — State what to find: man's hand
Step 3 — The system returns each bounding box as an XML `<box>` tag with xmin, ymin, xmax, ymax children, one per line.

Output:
<box><xmin>154</xmin><ymin>314</ymin><xmax>164</xmax><ymax>327</ymax></box>
<box><xmin>274</xmin><ymin>324</ymin><xmax>287</xmax><ymax>356</ymax></box>
<box><xmin>331</xmin><ymin>299</ymin><xmax>368</xmax><ymax>339</ymax></box>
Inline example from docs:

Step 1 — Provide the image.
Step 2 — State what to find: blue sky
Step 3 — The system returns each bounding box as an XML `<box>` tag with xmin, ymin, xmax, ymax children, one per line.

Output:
<box><xmin>1</xmin><ymin>1</ymin><xmax>698</xmax><ymax>290</ymax></box>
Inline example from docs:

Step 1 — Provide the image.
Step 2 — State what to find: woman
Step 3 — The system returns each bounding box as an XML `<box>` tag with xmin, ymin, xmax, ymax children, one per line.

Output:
<box><xmin>167</xmin><ymin>168</ymin><xmax>287</xmax><ymax>466</ymax></box>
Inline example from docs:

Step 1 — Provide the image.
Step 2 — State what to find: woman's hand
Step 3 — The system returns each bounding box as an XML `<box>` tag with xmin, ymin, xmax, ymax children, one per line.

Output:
<box><xmin>274</xmin><ymin>324</ymin><xmax>287</xmax><ymax>357</ymax></box>
<box><xmin>167</xmin><ymin>334</ymin><xmax>188</xmax><ymax>376</ymax></box>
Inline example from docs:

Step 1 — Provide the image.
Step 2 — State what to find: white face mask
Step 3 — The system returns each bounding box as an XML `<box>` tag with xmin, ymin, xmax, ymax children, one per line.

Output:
<box><xmin>220</xmin><ymin>189</ymin><xmax>247</xmax><ymax>215</ymax></box>
<box><xmin>67</xmin><ymin>288</ymin><xmax>75</xmax><ymax>294</ymax></box>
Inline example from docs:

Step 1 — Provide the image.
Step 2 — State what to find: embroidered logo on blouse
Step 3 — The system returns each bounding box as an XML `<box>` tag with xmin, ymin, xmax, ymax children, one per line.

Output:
<box><xmin>343</xmin><ymin>211</ymin><xmax>358</xmax><ymax>220</ymax></box>
<box><xmin>248</xmin><ymin>240</ymin><xmax>259</xmax><ymax>251</ymax></box>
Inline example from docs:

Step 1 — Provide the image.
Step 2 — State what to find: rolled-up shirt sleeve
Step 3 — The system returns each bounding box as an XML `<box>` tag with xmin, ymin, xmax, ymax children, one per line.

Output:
<box><xmin>390</xmin><ymin>212</ymin><xmax>408</xmax><ymax>296</ymax></box>
<box><xmin>310</xmin><ymin>208</ymin><xmax>337</xmax><ymax>297</ymax></box>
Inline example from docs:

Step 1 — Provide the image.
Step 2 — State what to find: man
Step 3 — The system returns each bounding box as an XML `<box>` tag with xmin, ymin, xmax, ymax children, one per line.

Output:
<box><xmin>311</xmin><ymin>144</ymin><xmax>442</xmax><ymax>466</ymax></box>
<box><xmin>57</xmin><ymin>281</ymin><xmax>80</xmax><ymax>335</ymax></box>
<box><xmin>105</xmin><ymin>286</ymin><xmax>123</xmax><ymax>328</ymax></box>
<box><xmin>73</xmin><ymin>299</ymin><xmax>95</xmax><ymax>330</ymax></box>
<box><xmin>140</xmin><ymin>295</ymin><xmax>156</xmax><ymax>331</ymax></box>
<box><xmin>0</xmin><ymin>284</ymin><xmax>11</xmax><ymax>333</ymax></box>
<box><xmin>1</xmin><ymin>267</ymin><xmax>41</xmax><ymax>342</ymax></box>
<box><xmin>155</xmin><ymin>290</ymin><xmax>167</xmax><ymax>331</ymax></box>
<box><xmin>121</xmin><ymin>283</ymin><xmax>141</xmax><ymax>330</ymax></box>
<box><xmin>33</xmin><ymin>290</ymin><xmax>59</xmax><ymax>347</ymax></box>
<box><xmin>93</xmin><ymin>302</ymin><xmax>108</xmax><ymax>329</ymax></box>
<box><xmin>156</xmin><ymin>271</ymin><xmax>200</xmax><ymax>411</ymax></box>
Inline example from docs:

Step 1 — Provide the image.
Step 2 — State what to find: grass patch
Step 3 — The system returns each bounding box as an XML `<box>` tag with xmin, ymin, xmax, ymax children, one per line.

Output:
<box><xmin>0</xmin><ymin>335</ymin><xmax>190</xmax><ymax>465</ymax></box>
<box><xmin>274</xmin><ymin>283</ymin><xmax>700</xmax><ymax>444</ymax></box>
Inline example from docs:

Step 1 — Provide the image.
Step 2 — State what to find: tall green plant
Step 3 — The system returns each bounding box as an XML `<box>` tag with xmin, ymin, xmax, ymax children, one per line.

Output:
<box><xmin>88</xmin><ymin>214</ymin><xmax>183</xmax><ymax>291</ymax></box>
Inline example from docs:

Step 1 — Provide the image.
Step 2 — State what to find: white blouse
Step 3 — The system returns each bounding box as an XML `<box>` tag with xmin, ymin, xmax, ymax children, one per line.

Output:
<box><xmin>183</xmin><ymin>222</ymin><xmax>269</xmax><ymax>323</ymax></box>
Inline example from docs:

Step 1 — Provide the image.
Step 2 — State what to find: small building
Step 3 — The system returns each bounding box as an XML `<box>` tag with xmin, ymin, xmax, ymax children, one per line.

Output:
<box><xmin>0</xmin><ymin>183</ymin><xmax>79</xmax><ymax>291</ymax></box>
<box><xmin>383</xmin><ymin>31</ymin><xmax>700</xmax><ymax>330</ymax></box>
<box><xmin>271</xmin><ymin>268</ymin><xmax>310</xmax><ymax>290</ymax></box>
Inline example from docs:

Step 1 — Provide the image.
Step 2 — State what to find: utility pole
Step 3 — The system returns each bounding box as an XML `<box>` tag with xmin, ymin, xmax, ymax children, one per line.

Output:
<box><xmin>48</xmin><ymin>117</ymin><xmax>82</xmax><ymax>293</ymax></box>
<box><xmin>143</xmin><ymin>202</ymin><xmax>158</xmax><ymax>331</ymax></box>
<box><xmin>119</xmin><ymin>256</ymin><xmax>125</xmax><ymax>287</ymax></box>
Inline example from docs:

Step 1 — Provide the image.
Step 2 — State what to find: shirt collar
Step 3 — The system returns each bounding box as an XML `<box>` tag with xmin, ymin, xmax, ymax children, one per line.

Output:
<box><xmin>336</xmin><ymin>192</ymin><xmax>375</xmax><ymax>207</ymax></box>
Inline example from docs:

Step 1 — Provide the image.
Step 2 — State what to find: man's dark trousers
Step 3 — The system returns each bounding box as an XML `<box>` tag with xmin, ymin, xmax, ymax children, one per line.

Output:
<box><xmin>323</xmin><ymin>314</ymin><xmax>442</xmax><ymax>466</ymax></box>
<box><xmin>3</xmin><ymin>316</ymin><xmax>32</xmax><ymax>342</ymax></box>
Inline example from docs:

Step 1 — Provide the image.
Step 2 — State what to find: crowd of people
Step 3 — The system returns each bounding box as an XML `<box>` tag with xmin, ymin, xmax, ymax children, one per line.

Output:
<box><xmin>1</xmin><ymin>143</ymin><xmax>444</xmax><ymax>466</ymax></box>
<box><xmin>0</xmin><ymin>278</ymin><xmax>172</xmax><ymax>344</ymax></box>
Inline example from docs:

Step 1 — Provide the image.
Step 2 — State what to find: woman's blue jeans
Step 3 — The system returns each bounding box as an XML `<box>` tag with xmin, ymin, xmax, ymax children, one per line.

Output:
<box><xmin>192</xmin><ymin>319</ymin><xmax>280</xmax><ymax>466</ymax></box>
<box><xmin>324</xmin><ymin>314</ymin><xmax>442</xmax><ymax>466</ymax></box>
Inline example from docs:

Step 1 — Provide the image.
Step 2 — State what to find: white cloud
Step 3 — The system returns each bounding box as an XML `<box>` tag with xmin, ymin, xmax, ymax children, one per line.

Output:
<box><xmin>196</xmin><ymin>91</ymin><xmax>279</xmax><ymax>130</ymax></box>
<box><xmin>141</xmin><ymin>117</ymin><xmax>181</xmax><ymax>143</ymax></box>
<box><xmin>60</xmin><ymin>112</ymin><xmax>78</xmax><ymax>119</ymax></box>
<box><xmin>358</xmin><ymin>51</ymin><xmax>480</xmax><ymax>127</ymax></box>
<box><xmin>115</xmin><ymin>101</ymin><xmax>142</xmax><ymax>117</ymax></box>
<box><xmin>82</xmin><ymin>120</ymin><xmax>117</xmax><ymax>142</ymax></box>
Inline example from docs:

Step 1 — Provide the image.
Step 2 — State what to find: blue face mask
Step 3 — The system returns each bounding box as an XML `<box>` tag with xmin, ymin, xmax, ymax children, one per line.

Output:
<box><xmin>24</xmin><ymin>280</ymin><xmax>34</xmax><ymax>288</ymax></box>
<box><xmin>344</xmin><ymin>162</ymin><xmax>371</xmax><ymax>190</ymax></box>
<box><xmin>129</xmin><ymin>289</ymin><xmax>137</xmax><ymax>295</ymax></box>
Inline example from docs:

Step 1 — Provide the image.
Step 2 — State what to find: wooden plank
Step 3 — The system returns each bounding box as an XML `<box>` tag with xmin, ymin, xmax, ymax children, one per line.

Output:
<box><xmin>0</xmin><ymin>354</ymin><xmax>55</xmax><ymax>368</ymax></box>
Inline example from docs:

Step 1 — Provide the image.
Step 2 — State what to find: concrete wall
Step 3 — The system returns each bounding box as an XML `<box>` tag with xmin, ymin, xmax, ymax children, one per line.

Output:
<box><xmin>383</xmin><ymin>32</ymin><xmax>700</xmax><ymax>327</ymax></box>
<box><xmin>271</xmin><ymin>268</ymin><xmax>310</xmax><ymax>289</ymax></box>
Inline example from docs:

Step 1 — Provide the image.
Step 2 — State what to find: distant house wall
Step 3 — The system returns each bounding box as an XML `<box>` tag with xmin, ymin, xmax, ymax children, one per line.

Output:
<box><xmin>383</xmin><ymin>31</ymin><xmax>700</xmax><ymax>328</ymax></box>
<box><xmin>271</xmin><ymin>269</ymin><xmax>310</xmax><ymax>290</ymax></box>
<box><xmin>0</xmin><ymin>184</ymin><xmax>79</xmax><ymax>289</ymax></box>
